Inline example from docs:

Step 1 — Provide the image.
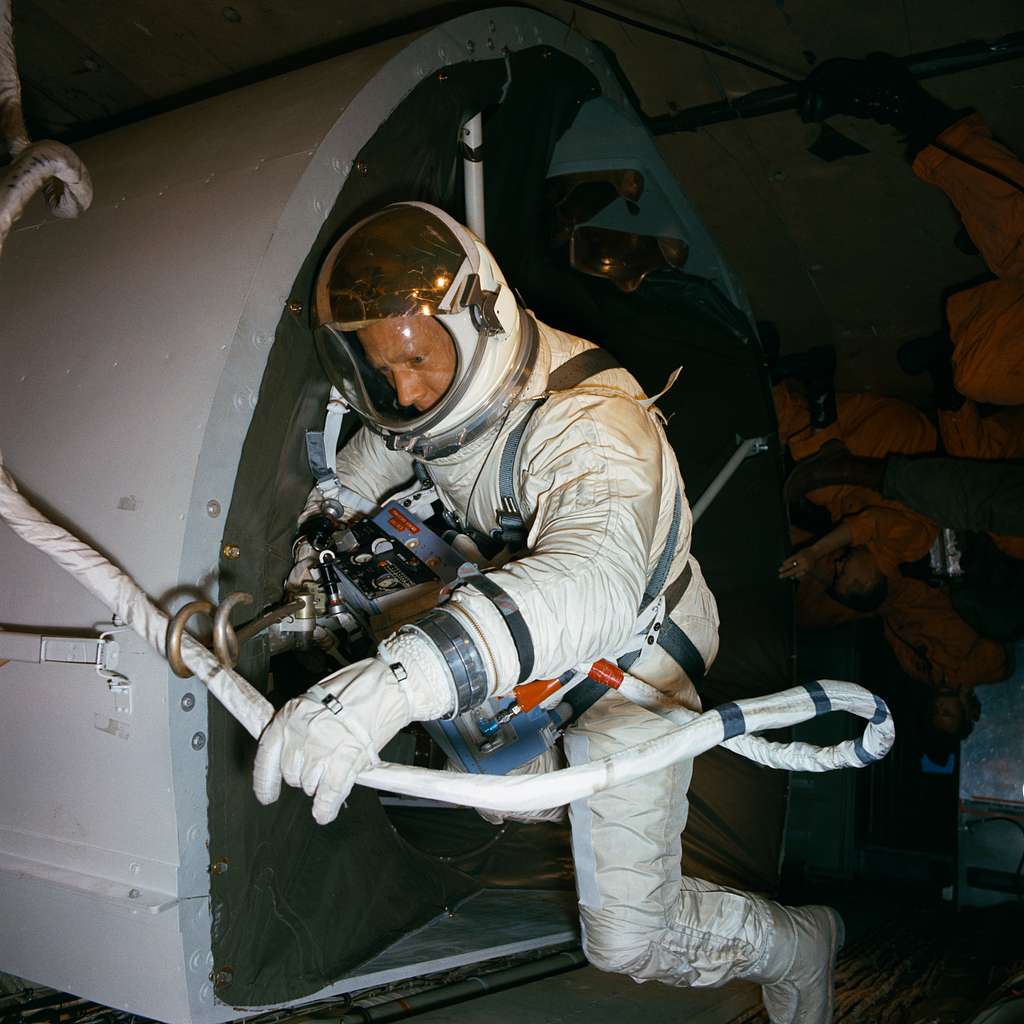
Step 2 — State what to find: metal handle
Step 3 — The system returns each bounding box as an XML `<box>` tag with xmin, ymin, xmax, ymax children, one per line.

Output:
<box><xmin>166</xmin><ymin>600</ymin><xmax>215</xmax><ymax>679</ymax></box>
<box><xmin>213</xmin><ymin>594</ymin><xmax>309</xmax><ymax>669</ymax></box>
<box><xmin>212</xmin><ymin>592</ymin><xmax>254</xmax><ymax>669</ymax></box>
<box><xmin>168</xmin><ymin>592</ymin><xmax>305</xmax><ymax>675</ymax></box>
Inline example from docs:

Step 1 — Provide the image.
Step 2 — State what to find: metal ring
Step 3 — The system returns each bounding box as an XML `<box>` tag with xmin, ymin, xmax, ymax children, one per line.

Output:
<box><xmin>213</xmin><ymin>592</ymin><xmax>253</xmax><ymax>669</ymax></box>
<box><xmin>166</xmin><ymin>600</ymin><xmax>215</xmax><ymax>679</ymax></box>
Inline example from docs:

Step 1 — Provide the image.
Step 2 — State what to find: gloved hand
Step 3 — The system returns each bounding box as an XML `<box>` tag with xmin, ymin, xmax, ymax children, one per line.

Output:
<box><xmin>798</xmin><ymin>55</ymin><xmax>957</xmax><ymax>143</ymax></box>
<box><xmin>284</xmin><ymin>506</ymin><xmax>344</xmax><ymax>593</ymax></box>
<box><xmin>799</xmin><ymin>55</ymin><xmax>912</xmax><ymax>124</ymax></box>
<box><xmin>285</xmin><ymin>538</ymin><xmax>317</xmax><ymax>593</ymax></box>
<box><xmin>253</xmin><ymin>633</ymin><xmax>455</xmax><ymax>824</ymax></box>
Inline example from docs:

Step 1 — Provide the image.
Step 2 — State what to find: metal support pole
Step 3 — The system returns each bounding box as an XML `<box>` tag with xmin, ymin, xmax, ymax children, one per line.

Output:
<box><xmin>692</xmin><ymin>436</ymin><xmax>770</xmax><ymax>523</ymax></box>
<box><xmin>649</xmin><ymin>31</ymin><xmax>1024</xmax><ymax>135</ymax></box>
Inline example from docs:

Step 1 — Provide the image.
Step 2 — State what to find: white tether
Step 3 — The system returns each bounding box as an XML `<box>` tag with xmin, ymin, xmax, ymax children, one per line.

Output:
<box><xmin>0</xmin><ymin>0</ymin><xmax>93</xmax><ymax>254</ymax></box>
<box><xmin>0</xmin><ymin>454</ymin><xmax>895</xmax><ymax>814</ymax></box>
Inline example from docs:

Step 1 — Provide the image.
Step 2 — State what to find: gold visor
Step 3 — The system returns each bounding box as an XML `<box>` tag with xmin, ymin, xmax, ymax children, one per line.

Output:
<box><xmin>315</xmin><ymin>206</ymin><xmax>468</xmax><ymax>330</ymax></box>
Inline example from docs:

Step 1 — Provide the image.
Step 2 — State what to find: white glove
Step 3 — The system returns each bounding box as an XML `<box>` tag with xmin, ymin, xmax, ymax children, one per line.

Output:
<box><xmin>252</xmin><ymin>633</ymin><xmax>455</xmax><ymax>824</ymax></box>
<box><xmin>285</xmin><ymin>539</ymin><xmax>316</xmax><ymax>592</ymax></box>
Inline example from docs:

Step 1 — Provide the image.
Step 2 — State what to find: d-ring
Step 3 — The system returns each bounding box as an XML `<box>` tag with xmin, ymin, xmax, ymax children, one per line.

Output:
<box><xmin>166</xmin><ymin>599</ymin><xmax>215</xmax><ymax>679</ymax></box>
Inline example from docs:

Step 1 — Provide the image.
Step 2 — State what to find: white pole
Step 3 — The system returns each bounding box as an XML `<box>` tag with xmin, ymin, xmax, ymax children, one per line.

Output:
<box><xmin>462</xmin><ymin>112</ymin><xmax>485</xmax><ymax>240</ymax></box>
<box><xmin>692</xmin><ymin>435</ymin><xmax>770</xmax><ymax>523</ymax></box>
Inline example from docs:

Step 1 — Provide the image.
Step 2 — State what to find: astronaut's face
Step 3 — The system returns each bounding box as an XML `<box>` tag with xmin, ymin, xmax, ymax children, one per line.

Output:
<box><xmin>356</xmin><ymin>316</ymin><xmax>457</xmax><ymax>413</ymax></box>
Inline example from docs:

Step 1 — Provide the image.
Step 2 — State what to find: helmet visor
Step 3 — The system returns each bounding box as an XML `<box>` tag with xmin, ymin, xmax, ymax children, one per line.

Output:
<box><xmin>315</xmin><ymin>318</ymin><xmax>460</xmax><ymax>428</ymax></box>
<box><xmin>316</xmin><ymin>206</ymin><xmax>469</xmax><ymax>330</ymax></box>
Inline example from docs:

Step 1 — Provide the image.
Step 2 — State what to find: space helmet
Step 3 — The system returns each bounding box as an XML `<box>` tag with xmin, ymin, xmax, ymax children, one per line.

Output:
<box><xmin>313</xmin><ymin>202</ymin><xmax>537</xmax><ymax>459</ymax></box>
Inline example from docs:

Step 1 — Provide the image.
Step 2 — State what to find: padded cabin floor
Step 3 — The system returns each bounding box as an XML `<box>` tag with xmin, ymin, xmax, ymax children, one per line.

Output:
<box><xmin>403</xmin><ymin>894</ymin><xmax>1024</xmax><ymax>1024</ymax></box>
<box><xmin>410</xmin><ymin>968</ymin><xmax>761</xmax><ymax>1023</ymax></box>
<box><xmin>3</xmin><ymin>892</ymin><xmax>1023</xmax><ymax>1022</ymax></box>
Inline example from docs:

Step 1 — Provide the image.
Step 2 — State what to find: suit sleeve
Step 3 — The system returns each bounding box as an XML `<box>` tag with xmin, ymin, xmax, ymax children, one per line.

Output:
<box><xmin>845</xmin><ymin>506</ymin><xmax>938</xmax><ymax>572</ymax></box>
<box><xmin>446</xmin><ymin>392</ymin><xmax>681</xmax><ymax>694</ymax></box>
<box><xmin>882</xmin><ymin>577</ymin><xmax>1009</xmax><ymax>688</ymax></box>
<box><xmin>913</xmin><ymin>113</ymin><xmax>1024</xmax><ymax>282</ymax></box>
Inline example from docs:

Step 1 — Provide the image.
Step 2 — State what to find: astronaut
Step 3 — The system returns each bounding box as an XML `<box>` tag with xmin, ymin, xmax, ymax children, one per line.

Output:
<box><xmin>252</xmin><ymin>202</ymin><xmax>842</xmax><ymax>1023</ymax></box>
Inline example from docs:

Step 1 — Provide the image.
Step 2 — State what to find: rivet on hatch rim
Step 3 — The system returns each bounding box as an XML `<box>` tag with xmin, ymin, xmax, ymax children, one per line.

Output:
<box><xmin>222</xmin><ymin>543</ymin><xmax>241</xmax><ymax>560</ymax></box>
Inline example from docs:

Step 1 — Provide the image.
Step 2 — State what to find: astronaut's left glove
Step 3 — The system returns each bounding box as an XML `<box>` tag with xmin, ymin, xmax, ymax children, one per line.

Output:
<box><xmin>252</xmin><ymin>634</ymin><xmax>455</xmax><ymax>824</ymax></box>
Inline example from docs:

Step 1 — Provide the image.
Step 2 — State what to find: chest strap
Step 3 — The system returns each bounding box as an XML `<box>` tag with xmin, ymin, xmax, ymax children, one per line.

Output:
<box><xmin>618</xmin><ymin>557</ymin><xmax>706</xmax><ymax>685</ymax></box>
<box><xmin>639</xmin><ymin>488</ymin><xmax>682</xmax><ymax>613</ymax></box>
<box><xmin>495</xmin><ymin>347</ymin><xmax>621</xmax><ymax>548</ymax></box>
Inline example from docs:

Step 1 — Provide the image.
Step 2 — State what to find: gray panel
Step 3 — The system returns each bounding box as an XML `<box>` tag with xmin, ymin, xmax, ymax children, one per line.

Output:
<box><xmin>0</xmin><ymin>871</ymin><xmax>204</xmax><ymax>1023</ymax></box>
<box><xmin>0</xmin><ymin>638</ymin><xmax>180</xmax><ymax>891</ymax></box>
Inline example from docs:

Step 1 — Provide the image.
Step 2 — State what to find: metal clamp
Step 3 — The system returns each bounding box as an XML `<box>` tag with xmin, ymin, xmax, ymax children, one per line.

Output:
<box><xmin>0</xmin><ymin>630</ymin><xmax>121</xmax><ymax>671</ymax></box>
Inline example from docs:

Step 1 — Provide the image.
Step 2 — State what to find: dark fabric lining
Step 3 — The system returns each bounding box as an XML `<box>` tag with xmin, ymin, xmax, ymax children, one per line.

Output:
<box><xmin>211</xmin><ymin>55</ymin><xmax>534</xmax><ymax>1007</ymax></box>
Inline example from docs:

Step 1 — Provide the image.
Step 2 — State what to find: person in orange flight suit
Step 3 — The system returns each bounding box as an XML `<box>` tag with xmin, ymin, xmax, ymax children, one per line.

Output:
<box><xmin>782</xmin><ymin>102</ymin><xmax>1024</xmax><ymax>558</ymax></box>
<box><xmin>773</xmin><ymin>382</ymin><xmax>1010</xmax><ymax>734</ymax></box>
<box><xmin>789</xmin><ymin>60</ymin><xmax>1020</xmax><ymax>732</ymax></box>
<box><xmin>903</xmin><ymin>113</ymin><xmax>1024</xmax><ymax>560</ymax></box>
<box><xmin>773</xmin><ymin>381</ymin><xmax>938</xmax><ymax>578</ymax></box>
<box><xmin>911</xmin><ymin>113</ymin><xmax>1024</xmax><ymax>406</ymax></box>
<box><xmin>792</xmin><ymin>547</ymin><xmax>1001</xmax><ymax>740</ymax></box>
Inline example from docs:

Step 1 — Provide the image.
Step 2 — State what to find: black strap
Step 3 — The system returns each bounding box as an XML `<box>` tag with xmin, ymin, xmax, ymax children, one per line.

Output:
<box><xmin>442</xmin><ymin>567</ymin><xmax>535</xmax><ymax>685</ymax></box>
<box><xmin>413</xmin><ymin>460</ymin><xmax>432</xmax><ymax>487</ymax></box>
<box><xmin>654</xmin><ymin>562</ymin><xmax>705</xmax><ymax>683</ymax></box>
<box><xmin>494</xmin><ymin>347</ymin><xmax>621</xmax><ymax>547</ymax></box>
<box><xmin>663</xmin><ymin>562</ymin><xmax>693</xmax><ymax>612</ymax></box>
<box><xmin>545</xmin><ymin>347</ymin><xmax>620</xmax><ymax>390</ymax></box>
<box><xmin>617</xmin><ymin>561</ymin><xmax>704</xmax><ymax>682</ymax></box>
<box><xmin>494</xmin><ymin>399</ymin><xmax>545</xmax><ymax>549</ymax></box>
<box><xmin>656</xmin><ymin>618</ymin><xmax>706</xmax><ymax>685</ymax></box>
<box><xmin>638</xmin><ymin>488</ymin><xmax>682</xmax><ymax>613</ymax></box>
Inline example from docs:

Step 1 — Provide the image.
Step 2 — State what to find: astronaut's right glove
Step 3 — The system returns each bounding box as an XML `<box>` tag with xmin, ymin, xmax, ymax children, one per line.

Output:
<box><xmin>284</xmin><ymin>503</ymin><xmax>346</xmax><ymax>593</ymax></box>
<box><xmin>252</xmin><ymin>632</ymin><xmax>455</xmax><ymax>824</ymax></box>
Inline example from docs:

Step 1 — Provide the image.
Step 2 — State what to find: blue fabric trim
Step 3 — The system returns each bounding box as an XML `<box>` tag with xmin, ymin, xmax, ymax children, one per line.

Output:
<box><xmin>717</xmin><ymin>702</ymin><xmax>746</xmax><ymax>740</ymax></box>
<box><xmin>854</xmin><ymin>737</ymin><xmax>881</xmax><ymax>764</ymax></box>
<box><xmin>803</xmin><ymin>680</ymin><xmax>832</xmax><ymax>716</ymax></box>
<box><xmin>497</xmin><ymin>400</ymin><xmax>544</xmax><ymax>527</ymax></box>
<box><xmin>639</xmin><ymin>488</ymin><xmax>682</xmax><ymax>613</ymax></box>
<box><xmin>305</xmin><ymin>430</ymin><xmax>333</xmax><ymax>487</ymax></box>
<box><xmin>870</xmin><ymin>695</ymin><xmax>889</xmax><ymax>725</ymax></box>
<box><xmin>658</xmin><ymin>618</ymin><xmax>706</xmax><ymax>684</ymax></box>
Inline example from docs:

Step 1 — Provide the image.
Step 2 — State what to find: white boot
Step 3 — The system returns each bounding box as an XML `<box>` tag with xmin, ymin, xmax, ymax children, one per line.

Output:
<box><xmin>750</xmin><ymin>903</ymin><xmax>845</xmax><ymax>1024</ymax></box>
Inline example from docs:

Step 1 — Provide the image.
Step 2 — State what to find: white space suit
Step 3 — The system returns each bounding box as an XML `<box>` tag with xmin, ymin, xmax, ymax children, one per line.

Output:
<box><xmin>252</xmin><ymin>202</ymin><xmax>842</xmax><ymax>1023</ymax></box>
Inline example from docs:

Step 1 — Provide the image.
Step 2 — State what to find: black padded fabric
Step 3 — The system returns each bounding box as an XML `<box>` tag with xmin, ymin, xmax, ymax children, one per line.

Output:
<box><xmin>211</xmin><ymin>50</ymin><xmax>597</xmax><ymax>1006</ymax></box>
